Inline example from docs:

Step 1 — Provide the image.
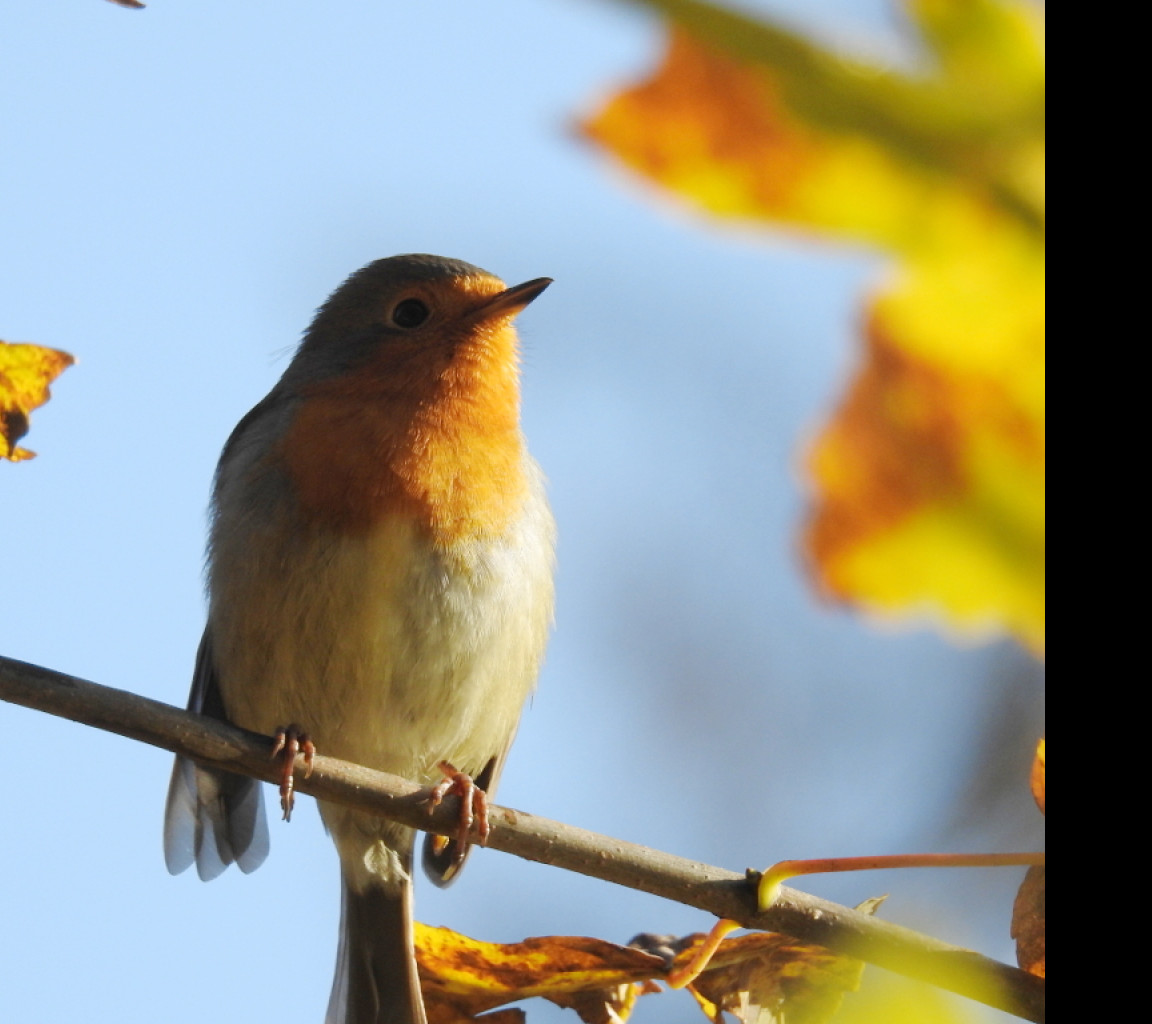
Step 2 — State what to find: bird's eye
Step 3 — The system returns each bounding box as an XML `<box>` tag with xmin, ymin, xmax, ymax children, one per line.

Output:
<box><xmin>391</xmin><ymin>298</ymin><xmax>430</xmax><ymax>329</ymax></box>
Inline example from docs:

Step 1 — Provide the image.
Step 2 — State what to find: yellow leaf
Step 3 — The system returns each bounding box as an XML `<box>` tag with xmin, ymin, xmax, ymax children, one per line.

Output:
<box><xmin>414</xmin><ymin>925</ymin><xmax>664</xmax><ymax>1022</ymax></box>
<box><xmin>583</xmin><ymin>29</ymin><xmax>945</xmax><ymax>248</ymax></box>
<box><xmin>828</xmin><ymin>968</ymin><xmax>986</xmax><ymax>1024</ymax></box>
<box><xmin>0</xmin><ymin>339</ymin><xmax>74</xmax><ymax>462</ymax></box>
<box><xmin>805</xmin><ymin>224</ymin><xmax>1045</xmax><ymax>652</ymax></box>
<box><xmin>413</xmin><ymin>924</ymin><xmax>868</xmax><ymax>1023</ymax></box>
<box><xmin>582</xmin><ymin>0</ymin><xmax>1044</xmax><ymax>653</ymax></box>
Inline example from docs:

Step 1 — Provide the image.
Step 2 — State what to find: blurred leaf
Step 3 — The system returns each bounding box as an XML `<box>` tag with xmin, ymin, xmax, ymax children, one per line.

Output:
<box><xmin>0</xmin><ymin>339</ymin><xmax>74</xmax><ymax>462</ymax></box>
<box><xmin>806</xmin><ymin>254</ymin><xmax>1045</xmax><ymax>653</ymax></box>
<box><xmin>1029</xmin><ymin>737</ymin><xmax>1044</xmax><ymax>814</ymax></box>
<box><xmin>582</xmin><ymin>0</ymin><xmax>1044</xmax><ymax>654</ymax></box>
<box><xmin>827</xmin><ymin>967</ymin><xmax>985</xmax><ymax>1023</ymax></box>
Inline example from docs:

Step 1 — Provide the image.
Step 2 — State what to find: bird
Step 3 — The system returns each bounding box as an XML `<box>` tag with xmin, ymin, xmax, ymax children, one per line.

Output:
<box><xmin>162</xmin><ymin>254</ymin><xmax>556</xmax><ymax>1024</ymax></box>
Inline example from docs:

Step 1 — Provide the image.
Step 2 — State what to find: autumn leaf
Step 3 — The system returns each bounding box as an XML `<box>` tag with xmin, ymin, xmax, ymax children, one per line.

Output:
<box><xmin>1011</xmin><ymin>738</ymin><xmax>1044</xmax><ymax>978</ymax></box>
<box><xmin>0</xmin><ymin>339</ymin><xmax>74</xmax><ymax>462</ymax></box>
<box><xmin>414</xmin><ymin>925</ymin><xmax>664</xmax><ymax>1022</ymax></box>
<box><xmin>413</xmin><ymin>924</ymin><xmax>869</xmax><ymax>1023</ymax></box>
<box><xmin>687</xmin><ymin>931</ymin><xmax>866</xmax><ymax>1024</ymax></box>
<box><xmin>1010</xmin><ymin>866</ymin><xmax>1044</xmax><ymax>979</ymax></box>
<box><xmin>1029</xmin><ymin>736</ymin><xmax>1044</xmax><ymax>815</ymax></box>
<box><xmin>582</xmin><ymin>0</ymin><xmax>1045</xmax><ymax>654</ymax></box>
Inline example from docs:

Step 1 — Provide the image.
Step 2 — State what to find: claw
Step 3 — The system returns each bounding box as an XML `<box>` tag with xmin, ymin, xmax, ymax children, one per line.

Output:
<box><xmin>424</xmin><ymin>760</ymin><xmax>491</xmax><ymax>858</ymax></box>
<box><xmin>271</xmin><ymin>724</ymin><xmax>315</xmax><ymax>821</ymax></box>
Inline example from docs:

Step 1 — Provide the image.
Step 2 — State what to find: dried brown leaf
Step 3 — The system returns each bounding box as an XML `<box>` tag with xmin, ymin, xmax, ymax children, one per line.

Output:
<box><xmin>689</xmin><ymin>932</ymin><xmax>865</xmax><ymax>1024</ymax></box>
<box><xmin>1010</xmin><ymin>865</ymin><xmax>1045</xmax><ymax>979</ymax></box>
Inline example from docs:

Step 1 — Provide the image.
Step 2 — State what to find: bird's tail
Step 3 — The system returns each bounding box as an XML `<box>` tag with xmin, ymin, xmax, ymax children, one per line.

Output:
<box><xmin>326</xmin><ymin>871</ymin><xmax>427</xmax><ymax>1024</ymax></box>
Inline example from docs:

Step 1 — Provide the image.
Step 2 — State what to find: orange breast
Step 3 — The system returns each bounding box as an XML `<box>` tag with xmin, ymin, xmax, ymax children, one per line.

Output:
<box><xmin>278</xmin><ymin>323</ymin><xmax>528</xmax><ymax>545</ymax></box>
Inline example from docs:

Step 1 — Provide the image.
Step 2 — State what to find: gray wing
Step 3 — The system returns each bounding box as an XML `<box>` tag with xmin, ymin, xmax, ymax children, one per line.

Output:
<box><xmin>162</xmin><ymin>629</ymin><xmax>270</xmax><ymax>880</ymax></box>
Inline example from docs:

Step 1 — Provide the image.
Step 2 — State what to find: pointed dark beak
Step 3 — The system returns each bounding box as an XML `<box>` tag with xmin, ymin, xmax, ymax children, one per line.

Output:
<box><xmin>474</xmin><ymin>277</ymin><xmax>552</xmax><ymax>322</ymax></box>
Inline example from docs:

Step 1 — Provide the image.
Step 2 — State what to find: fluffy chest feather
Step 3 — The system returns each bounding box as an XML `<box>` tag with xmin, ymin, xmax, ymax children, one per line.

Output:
<box><xmin>205</xmin><ymin>380</ymin><xmax>554</xmax><ymax>785</ymax></box>
<box><xmin>277</xmin><ymin>325</ymin><xmax>529</xmax><ymax>543</ymax></box>
<box><xmin>209</xmin><ymin>460</ymin><xmax>554</xmax><ymax>784</ymax></box>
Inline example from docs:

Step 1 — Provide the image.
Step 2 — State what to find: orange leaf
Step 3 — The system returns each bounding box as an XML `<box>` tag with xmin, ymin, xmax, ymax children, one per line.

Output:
<box><xmin>582</xmin><ymin>29</ymin><xmax>929</xmax><ymax>246</ymax></box>
<box><xmin>582</xmin><ymin>2</ymin><xmax>1045</xmax><ymax>653</ymax></box>
<box><xmin>1030</xmin><ymin>737</ymin><xmax>1044</xmax><ymax>815</ymax></box>
<box><xmin>0</xmin><ymin>339</ymin><xmax>74</xmax><ymax>462</ymax></box>
<box><xmin>804</xmin><ymin>242</ymin><xmax>1045</xmax><ymax>654</ymax></box>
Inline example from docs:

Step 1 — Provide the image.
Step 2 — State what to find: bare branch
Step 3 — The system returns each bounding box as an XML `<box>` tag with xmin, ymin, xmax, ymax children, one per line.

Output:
<box><xmin>1</xmin><ymin>654</ymin><xmax>1044</xmax><ymax>1022</ymax></box>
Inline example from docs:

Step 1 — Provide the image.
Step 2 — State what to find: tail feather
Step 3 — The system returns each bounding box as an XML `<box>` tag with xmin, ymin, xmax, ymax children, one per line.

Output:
<box><xmin>163</xmin><ymin>627</ymin><xmax>270</xmax><ymax>880</ymax></box>
<box><xmin>163</xmin><ymin>756</ymin><xmax>269</xmax><ymax>880</ymax></box>
<box><xmin>327</xmin><ymin>873</ymin><xmax>427</xmax><ymax>1024</ymax></box>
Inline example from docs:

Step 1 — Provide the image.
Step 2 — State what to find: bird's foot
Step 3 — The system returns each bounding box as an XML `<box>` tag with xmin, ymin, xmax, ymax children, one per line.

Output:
<box><xmin>424</xmin><ymin>761</ymin><xmax>491</xmax><ymax>860</ymax></box>
<box><xmin>270</xmin><ymin>724</ymin><xmax>315</xmax><ymax>821</ymax></box>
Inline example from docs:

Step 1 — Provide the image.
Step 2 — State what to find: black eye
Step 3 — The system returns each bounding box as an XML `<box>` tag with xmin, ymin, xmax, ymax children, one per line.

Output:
<box><xmin>391</xmin><ymin>298</ymin><xmax>430</xmax><ymax>329</ymax></box>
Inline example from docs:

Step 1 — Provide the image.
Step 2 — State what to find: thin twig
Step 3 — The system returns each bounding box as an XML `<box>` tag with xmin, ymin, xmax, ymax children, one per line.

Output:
<box><xmin>1</xmin><ymin>654</ymin><xmax>1044</xmax><ymax>1022</ymax></box>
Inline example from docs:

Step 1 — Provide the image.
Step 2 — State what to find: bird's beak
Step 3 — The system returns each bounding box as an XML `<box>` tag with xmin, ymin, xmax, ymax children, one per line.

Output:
<box><xmin>473</xmin><ymin>277</ymin><xmax>552</xmax><ymax>322</ymax></box>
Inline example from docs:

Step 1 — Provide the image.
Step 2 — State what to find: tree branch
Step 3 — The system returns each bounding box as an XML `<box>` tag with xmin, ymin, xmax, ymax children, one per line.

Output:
<box><xmin>1</xmin><ymin>654</ymin><xmax>1044</xmax><ymax>1022</ymax></box>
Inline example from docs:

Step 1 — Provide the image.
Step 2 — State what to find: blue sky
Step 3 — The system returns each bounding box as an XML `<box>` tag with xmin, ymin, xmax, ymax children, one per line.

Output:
<box><xmin>2</xmin><ymin>2</ymin><xmax>1042</xmax><ymax>1021</ymax></box>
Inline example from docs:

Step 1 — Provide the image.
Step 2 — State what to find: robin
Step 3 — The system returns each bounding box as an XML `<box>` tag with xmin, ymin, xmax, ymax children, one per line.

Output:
<box><xmin>162</xmin><ymin>254</ymin><xmax>556</xmax><ymax>1024</ymax></box>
